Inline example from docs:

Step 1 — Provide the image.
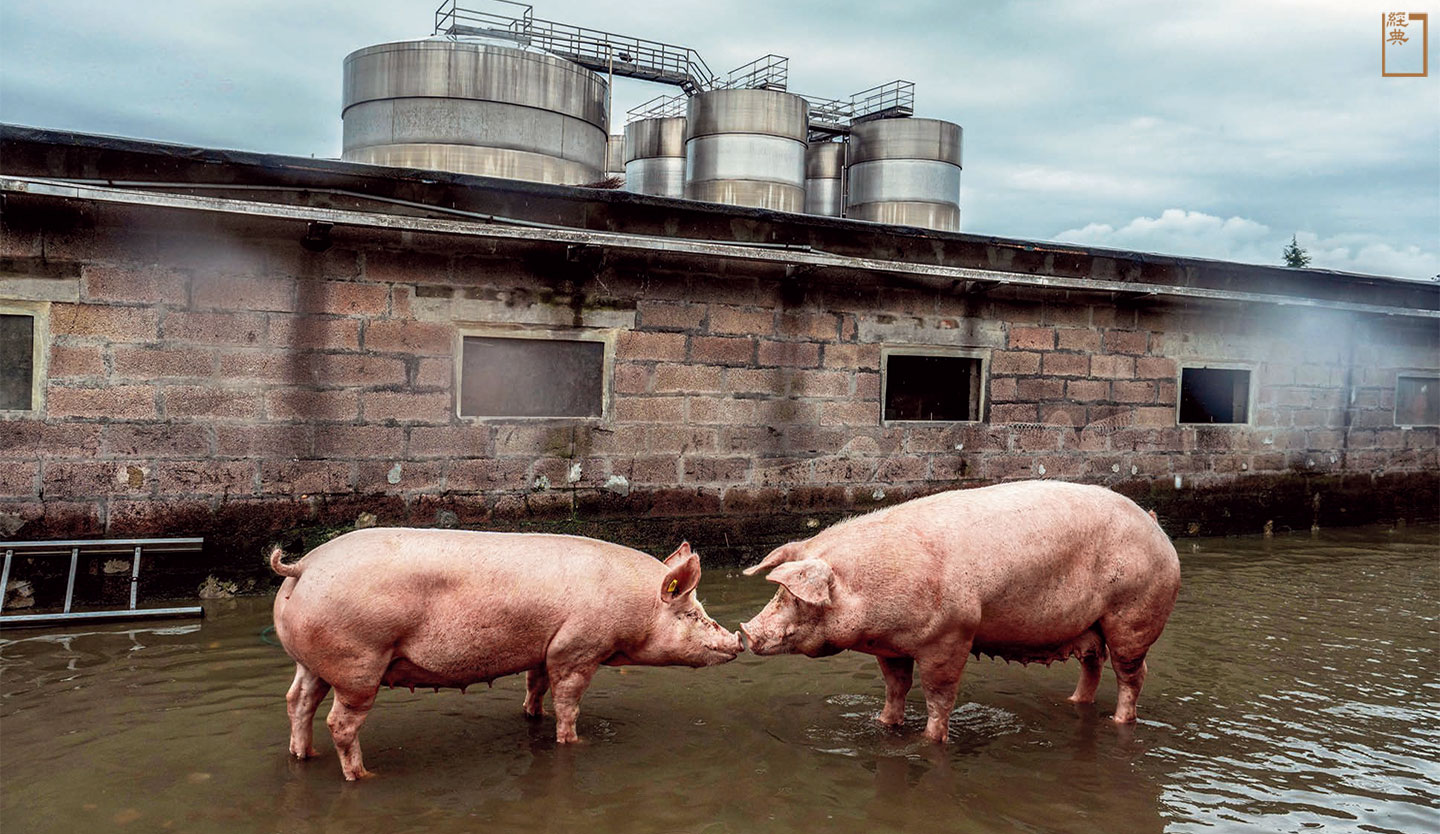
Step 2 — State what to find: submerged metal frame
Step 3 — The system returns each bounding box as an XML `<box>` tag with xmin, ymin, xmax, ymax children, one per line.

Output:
<box><xmin>0</xmin><ymin>537</ymin><xmax>205</xmax><ymax>628</ymax></box>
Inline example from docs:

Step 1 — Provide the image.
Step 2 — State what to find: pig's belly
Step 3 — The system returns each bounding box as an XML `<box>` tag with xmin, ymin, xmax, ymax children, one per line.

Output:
<box><xmin>381</xmin><ymin>643</ymin><xmax>545</xmax><ymax>689</ymax></box>
<box><xmin>970</xmin><ymin>625</ymin><xmax>1106</xmax><ymax>665</ymax></box>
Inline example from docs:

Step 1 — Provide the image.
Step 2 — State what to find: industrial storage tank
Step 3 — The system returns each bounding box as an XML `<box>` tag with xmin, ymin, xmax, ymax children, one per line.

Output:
<box><xmin>684</xmin><ymin>89</ymin><xmax>809</xmax><ymax>212</ymax></box>
<box><xmin>846</xmin><ymin>118</ymin><xmax>962</xmax><ymax>231</ymax></box>
<box><xmin>804</xmin><ymin>141</ymin><xmax>845</xmax><ymax>217</ymax></box>
<box><xmin>623</xmin><ymin>117</ymin><xmax>686</xmax><ymax>198</ymax></box>
<box><xmin>605</xmin><ymin>134</ymin><xmax>626</xmax><ymax>181</ymax></box>
<box><xmin>342</xmin><ymin>40</ymin><xmax>609</xmax><ymax>185</ymax></box>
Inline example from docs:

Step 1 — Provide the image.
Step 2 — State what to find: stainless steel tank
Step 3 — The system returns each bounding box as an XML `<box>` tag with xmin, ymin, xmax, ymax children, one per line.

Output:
<box><xmin>846</xmin><ymin>118</ymin><xmax>962</xmax><ymax>231</ymax></box>
<box><xmin>605</xmin><ymin>134</ymin><xmax>626</xmax><ymax>178</ymax></box>
<box><xmin>342</xmin><ymin>39</ymin><xmax>609</xmax><ymax>185</ymax></box>
<box><xmin>683</xmin><ymin>90</ymin><xmax>809</xmax><ymax>212</ymax></box>
<box><xmin>804</xmin><ymin>141</ymin><xmax>845</xmax><ymax>217</ymax></box>
<box><xmin>623</xmin><ymin>117</ymin><xmax>686</xmax><ymax>198</ymax></box>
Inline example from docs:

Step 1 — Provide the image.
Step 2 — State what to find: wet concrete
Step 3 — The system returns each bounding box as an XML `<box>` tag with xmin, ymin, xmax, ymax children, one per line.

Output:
<box><xmin>1</xmin><ymin>523</ymin><xmax>1436</xmax><ymax>833</ymax></box>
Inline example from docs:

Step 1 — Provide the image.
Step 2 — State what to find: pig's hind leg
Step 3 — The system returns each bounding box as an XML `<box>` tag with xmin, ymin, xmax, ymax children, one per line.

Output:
<box><xmin>285</xmin><ymin>662</ymin><xmax>332</xmax><ymax>759</ymax></box>
<box><xmin>322</xmin><ymin>652</ymin><xmax>392</xmax><ymax>780</ymax></box>
<box><xmin>1100</xmin><ymin>611</ymin><xmax>1159</xmax><ymax>724</ymax></box>
<box><xmin>876</xmin><ymin>656</ymin><xmax>914</xmax><ymax>726</ymax></box>
<box><xmin>523</xmin><ymin>667</ymin><xmax>550</xmax><ymax>718</ymax></box>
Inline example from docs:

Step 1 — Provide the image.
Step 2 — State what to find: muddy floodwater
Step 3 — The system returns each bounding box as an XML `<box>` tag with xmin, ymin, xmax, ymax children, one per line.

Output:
<box><xmin>2</xmin><ymin>524</ymin><xmax>1437</xmax><ymax>833</ymax></box>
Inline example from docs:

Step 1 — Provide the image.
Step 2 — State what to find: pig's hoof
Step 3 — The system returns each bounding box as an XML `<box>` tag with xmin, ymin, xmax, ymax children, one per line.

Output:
<box><xmin>344</xmin><ymin>768</ymin><xmax>377</xmax><ymax>781</ymax></box>
<box><xmin>875</xmin><ymin>712</ymin><xmax>905</xmax><ymax>728</ymax></box>
<box><xmin>290</xmin><ymin>747</ymin><xmax>319</xmax><ymax>759</ymax></box>
<box><xmin>1112</xmin><ymin>713</ymin><xmax>1138</xmax><ymax>725</ymax></box>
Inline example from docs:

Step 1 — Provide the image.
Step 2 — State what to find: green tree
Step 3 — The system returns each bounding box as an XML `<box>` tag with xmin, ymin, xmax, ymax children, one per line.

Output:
<box><xmin>1282</xmin><ymin>234</ymin><xmax>1311</xmax><ymax>268</ymax></box>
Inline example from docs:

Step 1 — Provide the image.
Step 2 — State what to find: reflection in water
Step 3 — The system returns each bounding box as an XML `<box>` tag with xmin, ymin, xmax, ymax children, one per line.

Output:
<box><xmin>0</xmin><ymin>525</ymin><xmax>1436</xmax><ymax>833</ymax></box>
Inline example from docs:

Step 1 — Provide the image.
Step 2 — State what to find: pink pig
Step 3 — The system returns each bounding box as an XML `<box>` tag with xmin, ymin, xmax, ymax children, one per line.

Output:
<box><xmin>271</xmin><ymin>528</ymin><xmax>742</xmax><ymax>780</ymax></box>
<box><xmin>739</xmin><ymin>481</ymin><xmax>1180</xmax><ymax>742</ymax></box>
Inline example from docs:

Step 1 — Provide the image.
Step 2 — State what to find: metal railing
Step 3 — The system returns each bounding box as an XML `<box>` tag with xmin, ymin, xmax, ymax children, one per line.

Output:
<box><xmin>435</xmin><ymin>1</ymin><xmax>714</xmax><ymax>92</ymax></box>
<box><xmin>715</xmin><ymin>54</ymin><xmax>788</xmax><ymax>91</ymax></box>
<box><xmin>803</xmin><ymin>80</ymin><xmax>916</xmax><ymax>136</ymax></box>
<box><xmin>627</xmin><ymin>93</ymin><xmax>689</xmax><ymax>121</ymax></box>
<box><xmin>849</xmin><ymin>79</ymin><xmax>915</xmax><ymax>122</ymax></box>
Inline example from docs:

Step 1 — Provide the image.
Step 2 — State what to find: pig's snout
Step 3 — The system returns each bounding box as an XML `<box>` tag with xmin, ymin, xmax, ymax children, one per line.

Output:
<box><xmin>739</xmin><ymin>620</ymin><xmax>777</xmax><ymax>656</ymax></box>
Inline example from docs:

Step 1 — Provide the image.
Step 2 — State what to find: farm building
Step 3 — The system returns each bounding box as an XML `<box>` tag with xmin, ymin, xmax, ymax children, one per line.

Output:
<box><xmin>1</xmin><ymin>125</ymin><xmax>1436</xmax><ymax>575</ymax></box>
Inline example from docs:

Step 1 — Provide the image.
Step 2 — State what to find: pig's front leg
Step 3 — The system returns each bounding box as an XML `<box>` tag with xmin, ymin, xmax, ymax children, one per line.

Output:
<box><xmin>523</xmin><ymin>668</ymin><xmax>549</xmax><ymax>718</ymax></box>
<box><xmin>876</xmin><ymin>656</ymin><xmax>913</xmax><ymax>726</ymax></box>
<box><xmin>546</xmin><ymin>661</ymin><xmax>599</xmax><ymax>744</ymax></box>
<box><xmin>917</xmin><ymin>641</ymin><xmax>971</xmax><ymax>744</ymax></box>
<box><xmin>1068</xmin><ymin>653</ymin><xmax>1104</xmax><ymax>705</ymax></box>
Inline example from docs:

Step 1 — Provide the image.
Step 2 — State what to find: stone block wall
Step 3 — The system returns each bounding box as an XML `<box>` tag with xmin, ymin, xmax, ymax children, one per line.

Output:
<box><xmin>1</xmin><ymin>198</ymin><xmax>1436</xmax><ymax>570</ymax></box>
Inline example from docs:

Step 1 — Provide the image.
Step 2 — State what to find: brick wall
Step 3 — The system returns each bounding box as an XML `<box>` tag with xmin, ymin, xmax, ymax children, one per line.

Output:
<box><xmin>1</xmin><ymin>199</ymin><xmax>1436</xmax><ymax>571</ymax></box>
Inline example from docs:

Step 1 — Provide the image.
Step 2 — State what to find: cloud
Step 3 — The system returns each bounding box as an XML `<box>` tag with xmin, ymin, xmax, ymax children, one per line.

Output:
<box><xmin>1055</xmin><ymin>209</ymin><xmax>1439</xmax><ymax>280</ymax></box>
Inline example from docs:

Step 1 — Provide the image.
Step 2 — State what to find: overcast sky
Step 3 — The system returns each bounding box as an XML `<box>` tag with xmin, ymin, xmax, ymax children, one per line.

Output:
<box><xmin>2</xmin><ymin>1</ymin><xmax>1436</xmax><ymax>279</ymax></box>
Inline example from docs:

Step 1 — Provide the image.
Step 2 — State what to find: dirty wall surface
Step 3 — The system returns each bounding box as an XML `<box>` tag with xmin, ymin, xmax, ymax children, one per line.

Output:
<box><xmin>1</xmin><ymin>192</ymin><xmax>1436</xmax><ymax>583</ymax></box>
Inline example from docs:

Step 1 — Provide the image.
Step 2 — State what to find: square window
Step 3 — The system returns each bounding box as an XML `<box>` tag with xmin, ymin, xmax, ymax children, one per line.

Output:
<box><xmin>1395</xmin><ymin>375</ymin><xmax>1439</xmax><ymax>426</ymax></box>
<box><xmin>1</xmin><ymin>312</ymin><xmax>36</xmax><ymax>411</ymax></box>
<box><xmin>460</xmin><ymin>334</ymin><xmax>606</xmax><ymax>418</ymax></box>
<box><xmin>1178</xmin><ymin>367</ymin><xmax>1250</xmax><ymax>424</ymax></box>
<box><xmin>883</xmin><ymin>352</ymin><xmax>984</xmax><ymax>422</ymax></box>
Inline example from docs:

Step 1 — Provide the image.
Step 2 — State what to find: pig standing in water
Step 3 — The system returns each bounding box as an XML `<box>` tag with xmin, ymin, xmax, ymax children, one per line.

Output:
<box><xmin>739</xmin><ymin>481</ymin><xmax>1180</xmax><ymax>742</ymax></box>
<box><xmin>271</xmin><ymin>529</ymin><xmax>742</xmax><ymax>780</ymax></box>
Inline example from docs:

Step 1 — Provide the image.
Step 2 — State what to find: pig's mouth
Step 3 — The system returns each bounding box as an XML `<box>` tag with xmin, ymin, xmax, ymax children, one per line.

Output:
<box><xmin>705</xmin><ymin>640</ymin><xmax>743</xmax><ymax>665</ymax></box>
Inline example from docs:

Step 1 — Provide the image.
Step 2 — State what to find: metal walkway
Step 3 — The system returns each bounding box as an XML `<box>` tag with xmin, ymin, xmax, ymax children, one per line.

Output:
<box><xmin>436</xmin><ymin>1</ymin><xmax>915</xmax><ymax>133</ymax></box>
<box><xmin>1</xmin><ymin>537</ymin><xmax>205</xmax><ymax>628</ymax></box>
<box><xmin>436</xmin><ymin>0</ymin><xmax>714</xmax><ymax>93</ymax></box>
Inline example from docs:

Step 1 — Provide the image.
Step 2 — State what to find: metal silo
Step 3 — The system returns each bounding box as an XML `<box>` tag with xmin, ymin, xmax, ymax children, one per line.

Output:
<box><xmin>804</xmin><ymin>141</ymin><xmax>845</xmax><ymax>217</ymax></box>
<box><xmin>605</xmin><ymin>134</ymin><xmax>626</xmax><ymax>180</ymax></box>
<box><xmin>623</xmin><ymin>117</ymin><xmax>686</xmax><ymax>198</ymax></box>
<box><xmin>683</xmin><ymin>89</ymin><xmax>809</xmax><ymax>212</ymax></box>
<box><xmin>845</xmin><ymin>118</ymin><xmax>962</xmax><ymax>231</ymax></box>
<box><xmin>341</xmin><ymin>40</ymin><xmax>609</xmax><ymax>185</ymax></box>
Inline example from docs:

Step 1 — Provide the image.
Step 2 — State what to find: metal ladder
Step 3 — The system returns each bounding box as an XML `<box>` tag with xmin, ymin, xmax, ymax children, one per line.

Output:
<box><xmin>0</xmin><ymin>537</ymin><xmax>205</xmax><ymax>628</ymax></box>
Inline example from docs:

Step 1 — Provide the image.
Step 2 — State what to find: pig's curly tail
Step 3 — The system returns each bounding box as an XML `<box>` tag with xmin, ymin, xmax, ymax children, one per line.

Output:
<box><xmin>270</xmin><ymin>546</ymin><xmax>304</xmax><ymax>578</ymax></box>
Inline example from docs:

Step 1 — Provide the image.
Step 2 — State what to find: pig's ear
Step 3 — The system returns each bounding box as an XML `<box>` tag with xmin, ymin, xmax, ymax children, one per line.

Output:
<box><xmin>663</xmin><ymin>541</ymin><xmax>692</xmax><ymax>567</ymax></box>
<box><xmin>742</xmin><ymin>542</ymin><xmax>798</xmax><ymax>576</ymax></box>
<box><xmin>660</xmin><ymin>547</ymin><xmax>701</xmax><ymax>602</ymax></box>
<box><xmin>766</xmin><ymin>559</ymin><xmax>833</xmax><ymax>607</ymax></box>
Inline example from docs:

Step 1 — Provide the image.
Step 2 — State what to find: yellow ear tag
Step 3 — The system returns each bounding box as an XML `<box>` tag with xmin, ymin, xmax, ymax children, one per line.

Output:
<box><xmin>666</xmin><ymin>579</ymin><xmax>678</xmax><ymax>594</ymax></box>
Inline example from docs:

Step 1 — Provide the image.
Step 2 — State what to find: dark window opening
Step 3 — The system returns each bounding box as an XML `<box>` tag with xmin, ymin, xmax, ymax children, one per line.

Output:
<box><xmin>461</xmin><ymin>336</ymin><xmax>604</xmax><ymax>418</ymax></box>
<box><xmin>1396</xmin><ymin>375</ymin><xmax>1439</xmax><ymax>426</ymax></box>
<box><xmin>884</xmin><ymin>354</ymin><xmax>982</xmax><ymax>422</ymax></box>
<box><xmin>0</xmin><ymin>313</ymin><xmax>35</xmax><ymax>411</ymax></box>
<box><xmin>1179</xmin><ymin>367</ymin><xmax>1249</xmax><ymax>424</ymax></box>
